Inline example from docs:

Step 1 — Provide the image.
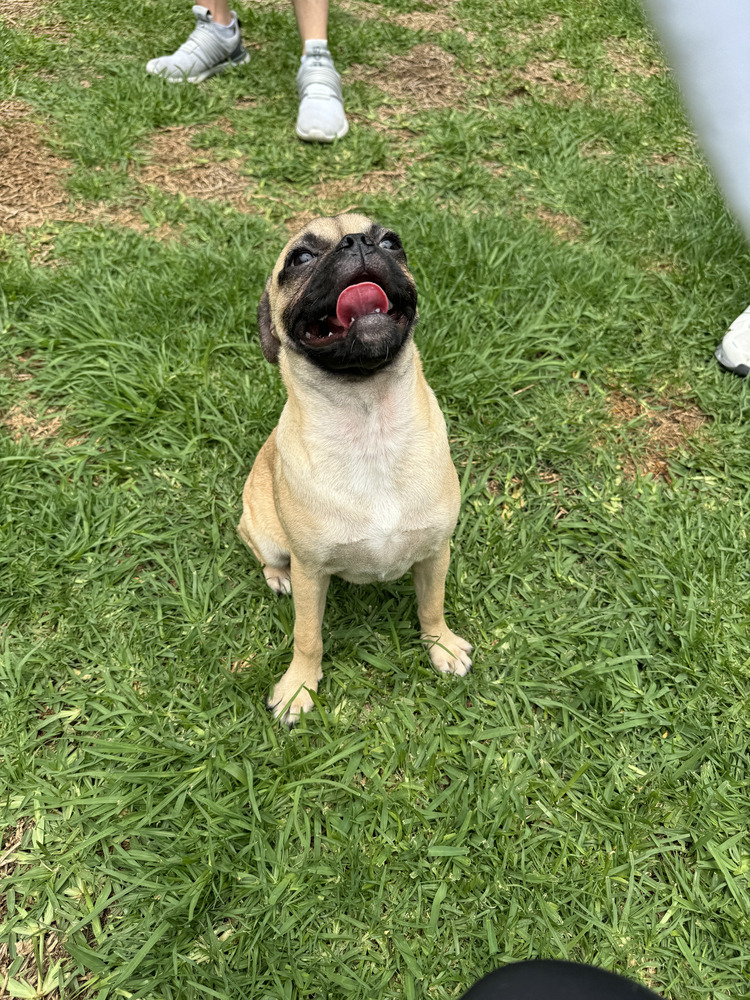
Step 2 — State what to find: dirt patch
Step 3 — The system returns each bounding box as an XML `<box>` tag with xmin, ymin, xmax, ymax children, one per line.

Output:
<box><xmin>0</xmin><ymin>105</ymin><xmax>73</xmax><ymax>233</ymax></box>
<box><xmin>282</xmin><ymin>166</ymin><xmax>412</xmax><ymax>232</ymax></box>
<box><xmin>604</xmin><ymin>37</ymin><xmax>664</xmax><ymax>78</ymax></box>
<box><xmin>1</xmin><ymin>0</ymin><xmax>71</xmax><ymax>38</ymax></box>
<box><xmin>531</xmin><ymin>207</ymin><xmax>584</xmax><ymax>241</ymax></box>
<box><xmin>134</xmin><ymin>125</ymin><xmax>257</xmax><ymax>209</ymax></box>
<box><xmin>1</xmin><ymin>99</ymin><xmax>35</xmax><ymax>121</ymax></box>
<box><xmin>347</xmin><ymin>44</ymin><xmax>468</xmax><ymax>111</ymax></box>
<box><xmin>0</xmin><ymin>104</ymin><xmax>177</xmax><ymax>241</ymax></box>
<box><xmin>392</xmin><ymin>10</ymin><xmax>459</xmax><ymax>32</ymax></box>
<box><xmin>608</xmin><ymin>391</ymin><xmax>709</xmax><ymax>482</ymax></box>
<box><xmin>1</xmin><ymin>0</ymin><xmax>38</xmax><ymax>26</ymax></box>
<box><xmin>0</xmin><ymin>351</ymin><xmax>40</xmax><ymax>383</ymax></box>
<box><xmin>505</xmin><ymin>15</ymin><xmax>564</xmax><ymax>49</ymax></box>
<box><xmin>338</xmin><ymin>0</ymin><xmax>458</xmax><ymax>30</ymax></box>
<box><xmin>651</xmin><ymin>152</ymin><xmax>683</xmax><ymax>167</ymax></box>
<box><xmin>509</xmin><ymin>57</ymin><xmax>587</xmax><ymax>103</ymax></box>
<box><xmin>2</xmin><ymin>403</ymin><xmax>63</xmax><ymax>443</ymax></box>
<box><xmin>338</xmin><ymin>0</ymin><xmax>379</xmax><ymax>19</ymax></box>
<box><xmin>1</xmin><ymin>389</ymin><xmax>87</xmax><ymax>446</ymax></box>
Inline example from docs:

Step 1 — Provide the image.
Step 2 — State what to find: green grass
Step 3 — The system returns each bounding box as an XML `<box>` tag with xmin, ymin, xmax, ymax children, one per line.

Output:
<box><xmin>2</xmin><ymin>0</ymin><xmax>750</xmax><ymax>998</ymax></box>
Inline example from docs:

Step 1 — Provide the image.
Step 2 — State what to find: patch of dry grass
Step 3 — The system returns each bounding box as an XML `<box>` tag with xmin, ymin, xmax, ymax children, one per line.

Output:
<box><xmin>347</xmin><ymin>44</ymin><xmax>468</xmax><ymax>111</ymax></box>
<box><xmin>339</xmin><ymin>0</ymin><xmax>459</xmax><ymax>31</ymax></box>
<box><xmin>509</xmin><ymin>57</ymin><xmax>587</xmax><ymax>104</ymax></box>
<box><xmin>1</xmin><ymin>0</ymin><xmax>71</xmax><ymax>38</ymax></box>
<box><xmin>0</xmin><ymin>104</ymin><xmax>73</xmax><ymax>234</ymax></box>
<box><xmin>1</xmin><ymin>0</ymin><xmax>38</xmax><ymax>27</ymax></box>
<box><xmin>133</xmin><ymin>125</ymin><xmax>257</xmax><ymax>209</ymax></box>
<box><xmin>531</xmin><ymin>207</ymin><xmax>584</xmax><ymax>241</ymax></box>
<box><xmin>607</xmin><ymin>391</ymin><xmax>710</xmax><ymax>482</ymax></box>
<box><xmin>1</xmin><ymin>403</ymin><xmax>64</xmax><ymax>444</ymax></box>
<box><xmin>0</xmin><ymin>103</ymin><xmax>178</xmax><ymax>242</ymax></box>
<box><xmin>504</xmin><ymin>15</ymin><xmax>564</xmax><ymax>49</ymax></box>
<box><xmin>604</xmin><ymin>36</ymin><xmax>664</xmax><ymax>79</ymax></box>
<box><xmin>282</xmin><ymin>169</ymin><xmax>408</xmax><ymax>231</ymax></box>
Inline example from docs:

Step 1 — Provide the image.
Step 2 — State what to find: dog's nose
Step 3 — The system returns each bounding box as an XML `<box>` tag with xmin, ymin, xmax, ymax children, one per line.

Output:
<box><xmin>335</xmin><ymin>232</ymin><xmax>375</xmax><ymax>252</ymax></box>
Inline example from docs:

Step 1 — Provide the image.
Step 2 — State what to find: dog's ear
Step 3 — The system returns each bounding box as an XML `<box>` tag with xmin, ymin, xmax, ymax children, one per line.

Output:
<box><xmin>257</xmin><ymin>279</ymin><xmax>280</xmax><ymax>364</ymax></box>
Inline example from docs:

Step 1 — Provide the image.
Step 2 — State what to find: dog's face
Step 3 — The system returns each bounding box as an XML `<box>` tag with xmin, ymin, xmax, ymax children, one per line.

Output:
<box><xmin>258</xmin><ymin>214</ymin><xmax>418</xmax><ymax>376</ymax></box>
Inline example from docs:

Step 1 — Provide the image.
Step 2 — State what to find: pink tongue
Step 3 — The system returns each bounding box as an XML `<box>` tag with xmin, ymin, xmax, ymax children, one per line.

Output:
<box><xmin>336</xmin><ymin>282</ymin><xmax>389</xmax><ymax>329</ymax></box>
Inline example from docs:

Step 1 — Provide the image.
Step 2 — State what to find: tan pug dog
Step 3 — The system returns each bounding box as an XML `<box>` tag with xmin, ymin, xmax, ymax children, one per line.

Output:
<box><xmin>238</xmin><ymin>213</ymin><xmax>473</xmax><ymax>724</ymax></box>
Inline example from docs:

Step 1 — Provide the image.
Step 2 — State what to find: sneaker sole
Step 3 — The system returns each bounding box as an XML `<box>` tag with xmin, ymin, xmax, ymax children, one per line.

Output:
<box><xmin>148</xmin><ymin>49</ymin><xmax>250</xmax><ymax>84</ymax></box>
<box><xmin>296</xmin><ymin>118</ymin><xmax>349</xmax><ymax>143</ymax></box>
<box><xmin>715</xmin><ymin>346</ymin><xmax>749</xmax><ymax>377</ymax></box>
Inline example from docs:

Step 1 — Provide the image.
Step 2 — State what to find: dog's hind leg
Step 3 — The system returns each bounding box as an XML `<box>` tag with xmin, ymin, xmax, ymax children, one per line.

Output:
<box><xmin>412</xmin><ymin>541</ymin><xmax>473</xmax><ymax>676</ymax></box>
<box><xmin>238</xmin><ymin>430</ymin><xmax>292</xmax><ymax>595</ymax></box>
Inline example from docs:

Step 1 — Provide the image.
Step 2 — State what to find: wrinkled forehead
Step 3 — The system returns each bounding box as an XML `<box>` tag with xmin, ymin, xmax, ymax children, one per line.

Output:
<box><xmin>274</xmin><ymin>213</ymin><xmax>377</xmax><ymax>273</ymax></box>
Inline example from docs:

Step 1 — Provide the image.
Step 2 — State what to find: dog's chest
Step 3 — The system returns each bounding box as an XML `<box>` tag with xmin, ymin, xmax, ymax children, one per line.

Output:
<box><xmin>304</xmin><ymin>407</ymin><xmax>454</xmax><ymax>582</ymax></box>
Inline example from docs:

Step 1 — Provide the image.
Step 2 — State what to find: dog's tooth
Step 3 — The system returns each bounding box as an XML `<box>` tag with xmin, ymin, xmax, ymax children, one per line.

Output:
<box><xmin>305</xmin><ymin>331</ymin><xmax>311</xmax><ymax>339</ymax></box>
<box><xmin>374</xmin><ymin>307</ymin><xmax>381</xmax><ymax>313</ymax></box>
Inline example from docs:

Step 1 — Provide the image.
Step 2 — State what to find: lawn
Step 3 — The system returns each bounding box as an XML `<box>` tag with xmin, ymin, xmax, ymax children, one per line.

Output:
<box><xmin>1</xmin><ymin>0</ymin><xmax>750</xmax><ymax>998</ymax></box>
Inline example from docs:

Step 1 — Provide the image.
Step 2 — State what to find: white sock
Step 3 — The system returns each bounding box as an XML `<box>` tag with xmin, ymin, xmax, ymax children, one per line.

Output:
<box><xmin>214</xmin><ymin>15</ymin><xmax>237</xmax><ymax>36</ymax></box>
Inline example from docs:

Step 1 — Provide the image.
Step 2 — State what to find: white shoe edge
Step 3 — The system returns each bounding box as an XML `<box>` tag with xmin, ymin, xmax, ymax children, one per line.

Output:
<box><xmin>146</xmin><ymin>48</ymin><xmax>250</xmax><ymax>84</ymax></box>
<box><xmin>715</xmin><ymin>303</ymin><xmax>750</xmax><ymax>377</ymax></box>
<box><xmin>296</xmin><ymin>118</ymin><xmax>349</xmax><ymax>143</ymax></box>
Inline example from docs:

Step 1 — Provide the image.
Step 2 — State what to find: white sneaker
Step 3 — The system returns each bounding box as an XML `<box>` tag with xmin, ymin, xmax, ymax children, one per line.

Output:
<box><xmin>296</xmin><ymin>40</ymin><xmax>349</xmax><ymax>142</ymax></box>
<box><xmin>716</xmin><ymin>304</ymin><xmax>750</xmax><ymax>377</ymax></box>
<box><xmin>146</xmin><ymin>5</ymin><xmax>250</xmax><ymax>84</ymax></box>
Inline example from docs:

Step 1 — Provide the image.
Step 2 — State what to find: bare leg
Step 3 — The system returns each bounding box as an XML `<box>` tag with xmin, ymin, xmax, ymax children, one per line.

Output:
<box><xmin>413</xmin><ymin>542</ymin><xmax>473</xmax><ymax>676</ymax></box>
<box><xmin>292</xmin><ymin>0</ymin><xmax>329</xmax><ymax>49</ymax></box>
<box><xmin>268</xmin><ymin>555</ymin><xmax>330</xmax><ymax>724</ymax></box>
<box><xmin>205</xmin><ymin>0</ymin><xmax>232</xmax><ymax>25</ymax></box>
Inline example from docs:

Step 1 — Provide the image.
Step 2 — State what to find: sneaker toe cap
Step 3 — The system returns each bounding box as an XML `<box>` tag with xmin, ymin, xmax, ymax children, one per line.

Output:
<box><xmin>146</xmin><ymin>56</ymin><xmax>177</xmax><ymax>77</ymax></box>
<box><xmin>296</xmin><ymin>98</ymin><xmax>348</xmax><ymax>141</ymax></box>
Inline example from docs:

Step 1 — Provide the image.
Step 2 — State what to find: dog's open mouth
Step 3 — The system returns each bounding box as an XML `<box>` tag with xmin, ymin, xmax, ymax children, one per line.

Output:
<box><xmin>302</xmin><ymin>281</ymin><xmax>405</xmax><ymax>348</ymax></box>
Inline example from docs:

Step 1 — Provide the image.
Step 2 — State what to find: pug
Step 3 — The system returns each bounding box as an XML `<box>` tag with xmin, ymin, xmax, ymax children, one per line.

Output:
<box><xmin>238</xmin><ymin>213</ymin><xmax>473</xmax><ymax>724</ymax></box>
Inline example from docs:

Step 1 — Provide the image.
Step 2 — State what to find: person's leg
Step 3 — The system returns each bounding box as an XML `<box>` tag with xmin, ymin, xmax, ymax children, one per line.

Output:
<box><xmin>146</xmin><ymin>3</ymin><xmax>249</xmax><ymax>83</ymax></box>
<box><xmin>293</xmin><ymin>0</ymin><xmax>328</xmax><ymax>49</ymax></box>
<box><xmin>293</xmin><ymin>0</ymin><xmax>348</xmax><ymax>142</ymax></box>
<box><xmin>206</xmin><ymin>0</ymin><xmax>232</xmax><ymax>26</ymax></box>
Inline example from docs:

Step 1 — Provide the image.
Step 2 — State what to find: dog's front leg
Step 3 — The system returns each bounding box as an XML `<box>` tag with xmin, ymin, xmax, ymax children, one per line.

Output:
<box><xmin>268</xmin><ymin>554</ymin><xmax>330</xmax><ymax>725</ymax></box>
<box><xmin>413</xmin><ymin>541</ymin><xmax>473</xmax><ymax>677</ymax></box>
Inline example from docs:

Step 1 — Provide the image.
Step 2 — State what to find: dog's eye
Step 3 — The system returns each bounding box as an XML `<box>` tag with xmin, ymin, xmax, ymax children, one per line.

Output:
<box><xmin>379</xmin><ymin>234</ymin><xmax>401</xmax><ymax>252</ymax></box>
<box><xmin>291</xmin><ymin>249</ymin><xmax>315</xmax><ymax>267</ymax></box>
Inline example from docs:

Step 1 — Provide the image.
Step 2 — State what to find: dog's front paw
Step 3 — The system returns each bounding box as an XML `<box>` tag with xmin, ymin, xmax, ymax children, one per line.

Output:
<box><xmin>267</xmin><ymin>665</ymin><xmax>320</xmax><ymax>725</ymax></box>
<box><xmin>424</xmin><ymin>629</ymin><xmax>473</xmax><ymax>677</ymax></box>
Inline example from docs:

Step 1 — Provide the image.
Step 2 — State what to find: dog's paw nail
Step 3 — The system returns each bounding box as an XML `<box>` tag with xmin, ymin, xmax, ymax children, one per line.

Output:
<box><xmin>426</xmin><ymin>631</ymin><xmax>474</xmax><ymax>677</ymax></box>
<box><xmin>268</xmin><ymin>675</ymin><xmax>316</xmax><ymax>725</ymax></box>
